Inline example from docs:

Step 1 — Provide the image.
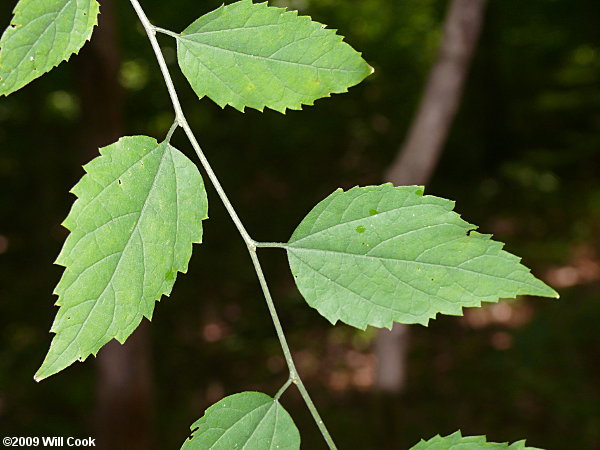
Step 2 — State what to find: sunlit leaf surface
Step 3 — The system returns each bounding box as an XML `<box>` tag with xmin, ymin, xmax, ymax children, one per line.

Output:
<box><xmin>287</xmin><ymin>184</ymin><xmax>557</xmax><ymax>329</ymax></box>
<box><xmin>0</xmin><ymin>0</ymin><xmax>99</xmax><ymax>95</ymax></box>
<box><xmin>36</xmin><ymin>136</ymin><xmax>207</xmax><ymax>380</ymax></box>
<box><xmin>177</xmin><ymin>0</ymin><xmax>372</xmax><ymax>112</ymax></box>
<box><xmin>411</xmin><ymin>430</ymin><xmax>542</xmax><ymax>449</ymax></box>
<box><xmin>181</xmin><ymin>392</ymin><xmax>300</xmax><ymax>450</ymax></box>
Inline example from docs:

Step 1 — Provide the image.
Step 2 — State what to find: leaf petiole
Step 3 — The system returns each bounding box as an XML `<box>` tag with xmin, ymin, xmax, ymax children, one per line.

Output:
<box><xmin>274</xmin><ymin>377</ymin><xmax>294</xmax><ymax>401</ymax></box>
<box><xmin>164</xmin><ymin>119</ymin><xmax>180</xmax><ymax>143</ymax></box>
<box><xmin>152</xmin><ymin>26</ymin><xmax>180</xmax><ymax>39</ymax></box>
<box><xmin>255</xmin><ymin>241</ymin><xmax>288</xmax><ymax>249</ymax></box>
<box><xmin>128</xmin><ymin>0</ymin><xmax>337</xmax><ymax>448</ymax></box>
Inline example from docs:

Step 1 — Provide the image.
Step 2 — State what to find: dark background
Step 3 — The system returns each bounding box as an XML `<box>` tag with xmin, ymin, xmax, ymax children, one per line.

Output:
<box><xmin>0</xmin><ymin>0</ymin><xmax>599</xmax><ymax>448</ymax></box>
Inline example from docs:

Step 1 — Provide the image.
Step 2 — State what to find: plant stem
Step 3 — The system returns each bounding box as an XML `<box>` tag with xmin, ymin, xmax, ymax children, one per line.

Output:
<box><xmin>129</xmin><ymin>0</ymin><xmax>253</xmax><ymax>247</ymax></box>
<box><xmin>248</xmin><ymin>250</ymin><xmax>337</xmax><ymax>449</ymax></box>
<box><xmin>128</xmin><ymin>1</ymin><xmax>337</xmax><ymax>448</ymax></box>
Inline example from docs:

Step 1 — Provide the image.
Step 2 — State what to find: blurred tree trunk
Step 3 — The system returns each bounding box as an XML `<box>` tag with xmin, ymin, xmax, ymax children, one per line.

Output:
<box><xmin>375</xmin><ymin>0</ymin><xmax>488</xmax><ymax>395</ymax></box>
<box><xmin>384</xmin><ymin>0</ymin><xmax>488</xmax><ymax>187</ymax></box>
<box><xmin>75</xmin><ymin>1</ymin><xmax>156</xmax><ymax>449</ymax></box>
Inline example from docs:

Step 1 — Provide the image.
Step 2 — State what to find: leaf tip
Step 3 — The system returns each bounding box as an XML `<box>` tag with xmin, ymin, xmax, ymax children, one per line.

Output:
<box><xmin>33</xmin><ymin>363</ymin><xmax>52</xmax><ymax>382</ymax></box>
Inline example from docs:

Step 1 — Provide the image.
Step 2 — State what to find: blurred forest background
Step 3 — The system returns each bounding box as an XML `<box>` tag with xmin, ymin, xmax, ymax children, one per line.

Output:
<box><xmin>0</xmin><ymin>0</ymin><xmax>598</xmax><ymax>448</ymax></box>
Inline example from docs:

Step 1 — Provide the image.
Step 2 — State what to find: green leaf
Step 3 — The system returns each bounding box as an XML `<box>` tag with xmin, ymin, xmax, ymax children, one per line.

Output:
<box><xmin>176</xmin><ymin>0</ymin><xmax>372</xmax><ymax>113</ymax></box>
<box><xmin>0</xmin><ymin>0</ymin><xmax>99</xmax><ymax>96</ymax></box>
<box><xmin>181</xmin><ymin>392</ymin><xmax>300</xmax><ymax>450</ymax></box>
<box><xmin>410</xmin><ymin>430</ymin><xmax>542</xmax><ymax>449</ymax></box>
<box><xmin>35</xmin><ymin>136</ymin><xmax>207</xmax><ymax>381</ymax></box>
<box><xmin>286</xmin><ymin>184</ymin><xmax>558</xmax><ymax>329</ymax></box>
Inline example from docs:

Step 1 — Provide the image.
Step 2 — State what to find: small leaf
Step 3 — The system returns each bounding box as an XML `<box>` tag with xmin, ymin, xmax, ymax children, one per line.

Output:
<box><xmin>286</xmin><ymin>184</ymin><xmax>558</xmax><ymax>329</ymax></box>
<box><xmin>181</xmin><ymin>392</ymin><xmax>300</xmax><ymax>450</ymax></box>
<box><xmin>410</xmin><ymin>430</ymin><xmax>542</xmax><ymax>449</ymax></box>
<box><xmin>0</xmin><ymin>0</ymin><xmax>100</xmax><ymax>96</ymax></box>
<box><xmin>35</xmin><ymin>136</ymin><xmax>207</xmax><ymax>381</ymax></box>
<box><xmin>176</xmin><ymin>0</ymin><xmax>372</xmax><ymax>113</ymax></box>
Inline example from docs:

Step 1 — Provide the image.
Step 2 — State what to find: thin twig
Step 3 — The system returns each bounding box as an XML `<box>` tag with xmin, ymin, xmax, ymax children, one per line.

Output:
<box><xmin>129</xmin><ymin>0</ymin><xmax>253</xmax><ymax>248</ymax></box>
<box><xmin>127</xmin><ymin>1</ymin><xmax>337</xmax><ymax>448</ymax></box>
<box><xmin>248</xmin><ymin>250</ymin><xmax>337</xmax><ymax>449</ymax></box>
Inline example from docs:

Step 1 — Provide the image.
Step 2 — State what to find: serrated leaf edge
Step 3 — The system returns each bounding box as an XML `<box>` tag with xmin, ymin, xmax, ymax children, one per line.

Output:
<box><xmin>0</xmin><ymin>0</ymin><xmax>100</xmax><ymax>96</ymax></box>
<box><xmin>34</xmin><ymin>136</ymin><xmax>206</xmax><ymax>381</ymax></box>
<box><xmin>177</xmin><ymin>0</ymin><xmax>373</xmax><ymax>113</ymax></box>
<box><xmin>411</xmin><ymin>430</ymin><xmax>543</xmax><ymax>449</ymax></box>
<box><xmin>287</xmin><ymin>184</ymin><xmax>558</xmax><ymax>330</ymax></box>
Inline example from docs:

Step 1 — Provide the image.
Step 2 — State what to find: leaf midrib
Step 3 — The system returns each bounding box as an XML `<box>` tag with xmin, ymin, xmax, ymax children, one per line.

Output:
<box><xmin>1</xmin><ymin>0</ymin><xmax>72</xmax><ymax>83</ymax></box>
<box><xmin>178</xmin><ymin>36</ymin><xmax>361</xmax><ymax>73</ymax></box>
<box><xmin>240</xmin><ymin>402</ymin><xmax>277</xmax><ymax>449</ymax></box>
<box><xmin>292</xmin><ymin>251</ymin><xmax>420</xmax><ymax>318</ymax></box>
<box><xmin>287</xmin><ymin>246</ymin><xmax>544</xmax><ymax>291</ymax></box>
<box><xmin>55</xmin><ymin>143</ymin><xmax>172</xmax><ymax>362</ymax></box>
<box><xmin>63</xmin><ymin>144</ymin><xmax>160</xmax><ymax>263</ymax></box>
<box><xmin>289</xmin><ymin>202</ymin><xmax>454</xmax><ymax>246</ymax></box>
<box><xmin>205</xmin><ymin>401</ymin><xmax>271</xmax><ymax>448</ymax></box>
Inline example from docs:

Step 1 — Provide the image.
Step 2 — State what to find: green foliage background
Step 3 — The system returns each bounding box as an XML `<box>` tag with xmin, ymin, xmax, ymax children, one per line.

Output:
<box><xmin>0</xmin><ymin>0</ymin><xmax>598</xmax><ymax>448</ymax></box>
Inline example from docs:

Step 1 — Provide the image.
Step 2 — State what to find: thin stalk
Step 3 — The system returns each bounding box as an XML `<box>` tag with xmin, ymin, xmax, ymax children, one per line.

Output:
<box><xmin>274</xmin><ymin>377</ymin><xmax>293</xmax><ymax>401</ymax></box>
<box><xmin>152</xmin><ymin>26</ymin><xmax>180</xmax><ymax>38</ymax></box>
<box><xmin>248</xmin><ymin>250</ymin><xmax>337</xmax><ymax>449</ymax></box>
<box><xmin>164</xmin><ymin>120</ymin><xmax>179</xmax><ymax>143</ymax></box>
<box><xmin>180</xmin><ymin>121</ymin><xmax>255</xmax><ymax>247</ymax></box>
<box><xmin>128</xmin><ymin>0</ymin><xmax>253</xmax><ymax>247</ymax></box>
<box><xmin>254</xmin><ymin>242</ymin><xmax>288</xmax><ymax>249</ymax></box>
<box><xmin>128</xmin><ymin>0</ymin><xmax>337</xmax><ymax>448</ymax></box>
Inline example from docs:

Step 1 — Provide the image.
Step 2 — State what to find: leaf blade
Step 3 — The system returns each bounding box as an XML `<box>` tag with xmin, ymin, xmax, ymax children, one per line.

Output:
<box><xmin>410</xmin><ymin>430</ymin><xmax>543</xmax><ymax>449</ymax></box>
<box><xmin>0</xmin><ymin>0</ymin><xmax>99</xmax><ymax>96</ymax></box>
<box><xmin>287</xmin><ymin>184</ymin><xmax>558</xmax><ymax>329</ymax></box>
<box><xmin>176</xmin><ymin>0</ymin><xmax>372</xmax><ymax>113</ymax></box>
<box><xmin>35</xmin><ymin>136</ymin><xmax>207</xmax><ymax>381</ymax></box>
<box><xmin>181</xmin><ymin>392</ymin><xmax>300</xmax><ymax>450</ymax></box>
